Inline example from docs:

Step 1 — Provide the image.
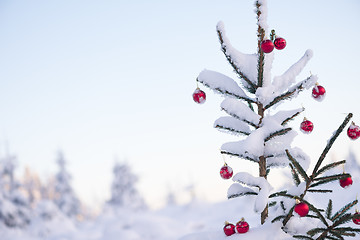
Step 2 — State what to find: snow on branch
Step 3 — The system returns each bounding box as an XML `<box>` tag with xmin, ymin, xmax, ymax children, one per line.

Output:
<box><xmin>216</xmin><ymin>21</ymin><xmax>258</xmax><ymax>93</ymax></box>
<box><xmin>221</xmin><ymin>131</ymin><xmax>265</xmax><ymax>161</ymax></box>
<box><xmin>197</xmin><ymin>69</ymin><xmax>255</xmax><ymax>102</ymax></box>
<box><xmin>272</xmin><ymin>50</ymin><xmax>313</xmax><ymax>94</ymax></box>
<box><xmin>266</xmin><ymin>147</ymin><xmax>310</xmax><ymax>170</ymax></box>
<box><xmin>214</xmin><ymin>116</ymin><xmax>251</xmax><ymax>136</ymax></box>
<box><xmin>232</xmin><ymin>172</ymin><xmax>273</xmax><ymax>213</ymax></box>
<box><xmin>221</xmin><ymin>98</ymin><xmax>260</xmax><ymax>127</ymax></box>
<box><xmin>272</xmin><ymin>108</ymin><xmax>304</xmax><ymax>126</ymax></box>
<box><xmin>227</xmin><ymin>183</ymin><xmax>257</xmax><ymax>199</ymax></box>
<box><xmin>264</xmin><ymin>75</ymin><xmax>318</xmax><ymax>109</ymax></box>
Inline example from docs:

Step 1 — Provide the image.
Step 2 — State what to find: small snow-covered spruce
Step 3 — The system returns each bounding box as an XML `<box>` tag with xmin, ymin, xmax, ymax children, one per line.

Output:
<box><xmin>107</xmin><ymin>162</ymin><xmax>147</xmax><ymax>211</ymax></box>
<box><xmin>0</xmin><ymin>154</ymin><xmax>31</xmax><ymax>228</ymax></box>
<box><xmin>53</xmin><ymin>151</ymin><xmax>81</xmax><ymax>219</ymax></box>
<box><xmin>196</xmin><ymin>0</ymin><xmax>317</xmax><ymax>225</ymax></box>
<box><xmin>269</xmin><ymin>113</ymin><xmax>360</xmax><ymax>239</ymax></box>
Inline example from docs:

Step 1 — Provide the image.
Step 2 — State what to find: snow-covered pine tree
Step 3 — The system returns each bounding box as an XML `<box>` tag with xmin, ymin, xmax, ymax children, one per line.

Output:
<box><xmin>53</xmin><ymin>151</ymin><xmax>81</xmax><ymax>219</ymax></box>
<box><xmin>0</xmin><ymin>154</ymin><xmax>31</xmax><ymax>228</ymax></box>
<box><xmin>108</xmin><ymin>161</ymin><xmax>146</xmax><ymax>211</ymax></box>
<box><xmin>195</xmin><ymin>0</ymin><xmax>360</xmax><ymax>238</ymax></box>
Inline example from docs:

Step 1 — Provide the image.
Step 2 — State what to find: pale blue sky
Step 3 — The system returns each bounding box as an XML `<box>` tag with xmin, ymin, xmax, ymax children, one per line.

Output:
<box><xmin>0</xmin><ymin>0</ymin><xmax>359</xmax><ymax>209</ymax></box>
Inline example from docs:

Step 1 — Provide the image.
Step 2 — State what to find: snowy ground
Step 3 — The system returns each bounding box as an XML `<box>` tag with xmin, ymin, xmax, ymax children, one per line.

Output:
<box><xmin>2</xmin><ymin>179</ymin><xmax>359</xmax><ymax>240</ymax></box>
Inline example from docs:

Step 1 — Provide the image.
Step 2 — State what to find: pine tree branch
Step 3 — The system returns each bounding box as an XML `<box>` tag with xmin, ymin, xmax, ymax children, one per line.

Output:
<box><xmin>311</xmin><ymin>113</ymin><xmax>353</xmax><ymax>176</ymax></box>
<box><xmin>332</xmin><ymin>227</ymin><xmax>360</xmax><ymax>234</ymax></box>
<box><xmin>264</xmin><ymin>75</ymin><xmax>313</xmax><ymax>109</ymax></box>
<box><xmin>264</xmin><ymin>128</ymin><xmax>292</xmax><ymax>142</ymax></box>
<box><xmin>228</xmin><ymin>191</ymin><xmax>258</xmax><ymax>199</ymax></box>
<box><xmin>216</xmin><ymin>27</ymin><xmax>257</xmax><ymax>93</ymax></box>
<box><xmin>281</xmin><ymin>108</ymin><xmax>304</xmax><ymax>126</ymax></box>
<box><xmin>268</xmin><ymin>191</ymin><xmax>294</xmax><ymax>199</ymax></box>
<box><xmin>255</xmin><ymin>1</ymin><xmax>265</xmax><ymax>88</ymax></box>
<box><xmin>331</xmin><ymin>200</ymin><xmax>358</xmax><ymax>222</ymax></box>
<box><xmin>328</xmin><ymin>230</ymin><xmax>345</xmax><ymax>240</ymax></box>
<box><xmin>271</xmin><ymin>215</ymin><xmax>286</xmax><ymax>223</ymax></box>
<box><xmin>293</xmin><ymin>235</ymin><xmax>315</xmax><ymax>240</ymax></box>
<box><xmin>309</xmin><ymin>173</ymin><xmax>350</xmax><ymax>188</ymax></box>
<box><xmin>332</xmin><ymin>213</ymin><xmax>353</xmax><ymax>228</ymax></box>
<box><xmin>326</xmin><ymin>200</ymin><xmax>333</xmax><ymax>219</ymax></box>
<box><xmin>214</xmin><ymin>125</ymin><xmax>250</xmax><ymax>136</ymax></box>
<box><xmin>197</xmin><ymin>78</ymin><xmax>256</xmax><ymax>103</ymax></box>
<box><xmin>286</xmin><ymin>150</ymin><xmax>310</xmax><ymax>183</ymax></box>
<box><xmin>308</xmin><ymin>189</ymin><xmax>332</xmax><ymax>193</ymax></box>
<box><xmin>313</xmin><ymin>173</ymin><xmax>351</xmax><ymax>183</ymax></box>
<box><xmin>289</xmin><ymin>163</ymin><xmax>301</xmax><ymax>186</ymax></box>
<box><xmin>308</xmin><ymin>228</ymin><xmax>328</xmax><ymax>237</ymax></box>
<box><xmin>220</xmin><ymin>150</ymin><xmax>258</xmax><ymax>163</ymax></box>
<box><xmin>314</xmin><ymin>160</ymin><xmax>347</xmax><ymax>178</ymax></box>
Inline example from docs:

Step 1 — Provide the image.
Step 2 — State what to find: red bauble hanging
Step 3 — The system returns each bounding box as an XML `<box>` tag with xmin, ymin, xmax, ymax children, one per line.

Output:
<box><xmin>312</xmin><ymin>84</ymin><xmax>326</xmax><ymax>101</ymax></box>
<box><xmin>347</xmin><ymin>122</ymin><xmax>360</xmax><ymax>140</ymax></box>
<box><xmin>223</xmin><ymin>222</ymin><xmax>236</xmax><ymax>236</ymax></box>
<box><xmin>300</xmin><ymin>118</ymin><xmax>314</xmax><ymax>134</ymax></box>
<box><xmin>294</xmin><ymin>201</ymin><xmax>309</xmax><ymax>217</ymax></box>
<box><xmin>220</xmin><ymin>163</ymin><xmax>233</xmax><ymax>180</ymax></box>
<box><xmin>274</xmin><ymin>37</ymin><xmax>286</xmax><ymax>50</ymax></box>
<box><xmin>235</xmin><ymin>218</ymin><xmax>249</xmax><ymax>234</ymax></box>
<box><xmin>339</xmin><ymin>176</ymin><xmax>353</xmax><ymax>188</ymax></box>
<box><xmin>261</xmin><ymin>39</ymin><xmax>274</xmax><ymax>53</ymax></box>
<box><xmin>192</xmin><ymin>87</ymin><xmax>206</xmax><ymax>104</ymax></box>
<box><xmin>353</xmin><ymin>211</ymin><xmax>360</xmax><ymax>225</ymax></box>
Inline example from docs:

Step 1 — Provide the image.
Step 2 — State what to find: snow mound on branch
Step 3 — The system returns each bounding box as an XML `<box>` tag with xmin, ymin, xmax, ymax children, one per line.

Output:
<box><xmin>197</xmin><ymin>69</ymin><xmax>252</xmax><ymax>100</ymax></box>
<box><xmin>214</xmin><ymin>116</ymin><xmax>251</xmax><ymax>135</ymax></box>
<box><xmin>232</xmin><ymin>172</ymin><xmax>273</xmax><ymax>213</ymax></box>
<box><xmin>221</xmin><ymin>98</ymin><xmax>260</xmax><ymax>124</ymax></box>
<box><xmin>216</xmin><ymin>21</ymin><xmax>258</xmax><ymax>86</ymax></box>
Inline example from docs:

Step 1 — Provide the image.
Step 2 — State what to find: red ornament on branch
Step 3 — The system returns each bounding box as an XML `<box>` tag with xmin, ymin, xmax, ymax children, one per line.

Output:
<box><xmin>300</xmin><ymin>118</ymin><xmax>314</xmax><ymax>134</ymax></box>
<box><xmin>353</xmin><ymin>211</ymin><xmax>360</xmax><ymax>225</ymax></box>
<box><xmin>260</xmin><ymin>39</ymin><xmax>274</xmax><ymax>53</ymax></box>
<box><xmin>192</xmin><ymin>87</ymin><xmax>206</xmax><ymax>104</ymax></box>
<box><xmin>294</xmin><ymin>200</ymin><xmax>309</xmax><ymax>217</ymax></box>
<box><xmin>339</xmin><ymin>176</ymin><xmax>353</xmax><ymax>188</ymax></box>
<box><xmin>235</xmin><ymin>218</ymin><xmax>249</xmax><ymax>234</ymax></box>
<box><xmin>220</xmin><ymin>163</ymin><xmax>233</xmax><ymax>180</ymax></box>
<box><xmin>347</xmin><ymin>122</ymin><xmax>360</xmax><ymax>140</ymax></box>
<box><xmin>274</xmin><ymin>37</ymin><xmax>286</xmax><ymax>50</ymax></box>
<box><xmin>223</xmin><ymin>222</ymin><xmax>236</xmax><ymax>236</ymax></box>
<box><xmin>312</xmin><ymin>83</ymin><xmax>326</xmax><ymax>101</ymax></box>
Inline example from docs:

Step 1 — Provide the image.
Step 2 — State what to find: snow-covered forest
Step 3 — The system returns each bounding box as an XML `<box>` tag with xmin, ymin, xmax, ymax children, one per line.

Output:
<box><xmin>0</xmin><ymin>149</ymin><xmax>359</xmax><ymax>239</ymax></box>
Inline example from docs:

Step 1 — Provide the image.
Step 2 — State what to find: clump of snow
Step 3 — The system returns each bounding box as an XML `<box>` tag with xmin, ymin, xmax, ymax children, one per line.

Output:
<box><xmin>220</xmin><ymin>98</ymin><xmax>260</xmax><ymax>125</ymax></box>
<box><xmin>272</xmin><ymin>50</ymin><xmax>313</xmax><ymax>95</ymax></box>
<box><xmin>232</xmin><ymin>172</ymin><xmax>273</xmax><ymax>213</ymax></box>
<box><xmin>197</xmin><ymin>69</ymin><xmax>252</xmax><ymax>100</ymax></box>
<box><xmin>216</xmin><ymin>21</ymin><xmax>259</xmax><ymax>87</ymax></box>
<box><xmin>214</xmin><ymin>116</ymin><xmax>251</xmax><ymax>135</ymax></box>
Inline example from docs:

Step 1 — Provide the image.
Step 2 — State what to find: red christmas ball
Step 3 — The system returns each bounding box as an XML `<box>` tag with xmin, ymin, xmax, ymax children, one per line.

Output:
<box><xmin>261</xmin><ymin>39</ymin><xmax>274</xmax><ymax>53</ymax></box>
<box><xmin>192</xmin><ymin>88</ymin><xmax>206</xmax><ymax>104</ymax></box>
<box><xmin>312</xmin><ymin>84</ymin><xmax>326</xmax><ymax>101</ymax></box>
<box><xmin>236</xmin><ymin>219</ymin><xmax>249</xmax><ymax>234</ymax></box>
<box><xmin>294</xmin><ymin>202</ymin><xmax>309</xmax><ymax>217</ymax></box>
<box><xmin>347</xmin><ymin>122</ymin><xmax>360</xmax><ymax>140</ymax></box>
<box><xmin>220</xmin><ymin>164</ymin><xmax>233</xmax><ymax>180</ymax></box>
<box><xmin>300</xmin><ymin>119</ymin><xmax>314</xmax><ymax>134</ymax></box>
<box><xmin>339</xmin><ymin>176</ymin><xmax>353</xmax><ymax>188</ymax></box>
<box><xmin>274</xmin><ymin>37</ymin><xmax>286</xmax><ymax>50</ymax></box>
<box><xmin>353</xmin><ymin>211</ymin><xmax>360</xmax><ymax>225</ymax></box>
<box><xmin>223</xmin><ymin>222</ymin><xmax>236</xmax><ymax>236</ymax></box>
